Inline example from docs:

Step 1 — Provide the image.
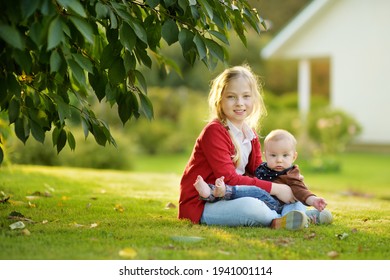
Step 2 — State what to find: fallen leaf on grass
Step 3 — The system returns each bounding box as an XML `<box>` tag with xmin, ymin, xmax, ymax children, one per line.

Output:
<box><xmin>70</xmin><ymin>222</ymin><xmax>85</xmax><ymax>228</ymax></box>
<box><xmin>327</xmin><ymin>251</ymin><xmax>339</xmax><ymax>259</ymax></box>
<box><xmin>21</xmin><ymin>229</ymin><xmax>31</xmax><ymax>236</ymax></box>
<box><xmin>28</xmin><ymin>201</ymin><xmax>36</xmax><ymax>208</ymax></box>
<box><xmin>8</xmin><ymin>211</ymin><xmax>35</xmax><ymax>223</ymax></box>
<box><xmin>304</xmin><ymin>232</ymin><xmax>317</xmax><ymax>240</ymax></box>
<box><xmin>118</xmin><ymin>248</ymin><xmax>137</xmax><ymax>259</ymax></box>
<box><xmin>114</xmin><ymin>204</ymin><xmax>125</xmax><ymax>212</ymax></box>
<box><xmin>9</xmin><ymin>221</ymin><xmax>26</xmax><ymax>230</ymax></box>
<box><xmin>31</xmin><ymin>191</ymin><xmax>52</xmax><ymax>197</ymax></box>
<box><xmin>165</xmin><ymin>202</ymin><xmax>176</xmax><ymax>209</ymax></box>
<box><xmin>336</xmin><ymin>232</ymin><xmax>349</xmax><ymax>240</ymax></box>
<box><xmin>90</xmin><ymin>223</ymin><xmax>98</xmax><ymax>228</ymax></box>
<box><xmin>0</xmin><ymin>191</ymin><xmax>10</xmax><ymax>203</ymax></box>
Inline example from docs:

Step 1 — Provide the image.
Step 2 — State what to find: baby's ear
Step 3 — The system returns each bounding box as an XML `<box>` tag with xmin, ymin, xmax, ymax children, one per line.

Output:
<box><xmin>293</xmin><ymin>151</ymin><xmax>298</xmax><ymax>161</ymax></box>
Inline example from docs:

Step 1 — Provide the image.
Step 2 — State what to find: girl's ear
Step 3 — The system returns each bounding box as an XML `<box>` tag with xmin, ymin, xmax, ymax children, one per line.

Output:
<box><xmin>293</xmin><ymin>151</ymin><xmax>298</xmax><ymax>162</ymax></box>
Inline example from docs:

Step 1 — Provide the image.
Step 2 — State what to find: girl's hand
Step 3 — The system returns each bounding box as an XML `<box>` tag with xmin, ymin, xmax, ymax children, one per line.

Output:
<box><xmin>270</xmin><ymin>183</ymin><xmax>295</xmax><ymax>204</ymax></box>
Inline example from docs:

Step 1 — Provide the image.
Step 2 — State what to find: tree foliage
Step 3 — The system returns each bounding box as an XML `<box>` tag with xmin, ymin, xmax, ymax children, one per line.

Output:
<box><xmin>0</xmin><ymin>0</ymin><xmax>266</xmax><ymax>163</ymax></box>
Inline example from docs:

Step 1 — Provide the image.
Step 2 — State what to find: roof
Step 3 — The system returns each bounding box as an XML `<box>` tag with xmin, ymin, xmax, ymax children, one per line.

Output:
<box><xmin>261</xmin><ymin>0</ymin><xmax>333</xmax><ymax>59</ymax></box>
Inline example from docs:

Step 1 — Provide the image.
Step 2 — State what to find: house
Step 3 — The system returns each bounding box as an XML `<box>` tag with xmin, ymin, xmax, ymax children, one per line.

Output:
<box><xmin>261</xmin><ymin>0</ymin><xmax>390</xmax><ymax>144</ymax></box>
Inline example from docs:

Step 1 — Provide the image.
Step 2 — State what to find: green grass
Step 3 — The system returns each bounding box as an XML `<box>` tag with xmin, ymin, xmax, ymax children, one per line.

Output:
<box><xmin>0</xmin><ymin>152</ymin><xmax>389</xmax><ymax>260</ymax></box>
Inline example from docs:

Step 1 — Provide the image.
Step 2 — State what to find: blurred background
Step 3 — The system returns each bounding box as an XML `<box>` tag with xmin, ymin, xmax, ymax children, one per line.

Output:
<box><xmin>1</xmin><ymin>0</ymin><xmax>389</xmax><ymax>173</ymax></box>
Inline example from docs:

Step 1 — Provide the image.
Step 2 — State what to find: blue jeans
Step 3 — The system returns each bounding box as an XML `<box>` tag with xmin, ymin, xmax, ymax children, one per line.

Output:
<box><xmin>226</xmin><ymin>185</ymin><xmax>283</xmax><ymax>213</ymax></box>
<box><xmin>200</xmin><ymin>185</ymin><xmax>307</xmax><ymax>227</ymax></box>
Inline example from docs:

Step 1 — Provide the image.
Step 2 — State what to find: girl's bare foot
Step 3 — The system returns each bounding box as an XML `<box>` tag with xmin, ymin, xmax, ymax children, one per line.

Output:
<box><xmin>214</xmin><ymin>176</ymin><xmax>226</xmax><ymax>197</ymax></box>
<box><xmin>193</xmin><ymin>175</ymin><xmax>211</xmax><ymax>198</ymax></box>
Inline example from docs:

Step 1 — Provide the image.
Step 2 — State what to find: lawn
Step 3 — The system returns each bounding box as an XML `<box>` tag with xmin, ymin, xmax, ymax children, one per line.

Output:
<box><xmin>0</xmin><ymin>152</ymin><xmax>389</xmax><ymax>260</ymax></box>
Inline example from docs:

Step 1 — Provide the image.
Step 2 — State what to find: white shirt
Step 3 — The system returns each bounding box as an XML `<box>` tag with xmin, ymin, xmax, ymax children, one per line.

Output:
<box><xmin>227</xmin><ymin>120</ymin><xmax>256</xmax><ymax>175</ymax></box>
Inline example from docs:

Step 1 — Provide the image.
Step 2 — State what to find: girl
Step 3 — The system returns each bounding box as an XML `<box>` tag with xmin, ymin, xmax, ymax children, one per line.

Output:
<box><xmin>178</xmin><ymin>65</ymin><xmax>308</xmax><ymax>229</ymax></box>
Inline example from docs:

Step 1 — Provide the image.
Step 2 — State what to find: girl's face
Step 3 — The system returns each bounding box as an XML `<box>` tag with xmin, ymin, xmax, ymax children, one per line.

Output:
<box><xmin>220</xmin><ymin>76</ymin><xmax>254</xmax><ymax>128</ymax></box>
<box><xmin>264</xmin><ymin>139</ymin><xmax>297</xmax><ymax>171</ymax></box>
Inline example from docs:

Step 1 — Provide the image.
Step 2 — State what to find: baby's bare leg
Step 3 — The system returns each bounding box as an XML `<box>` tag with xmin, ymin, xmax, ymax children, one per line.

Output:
<box><xmin>194</xmin><ymin>175</ymin><xmax>211</xmax><ymax>198</ymax></box>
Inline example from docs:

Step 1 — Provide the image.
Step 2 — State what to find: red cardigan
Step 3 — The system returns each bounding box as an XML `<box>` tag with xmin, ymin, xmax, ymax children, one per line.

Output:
<box><xmin>178</xmin><ymin>120</ymin><xmax>272</xmax><ymax>223</ymax></box>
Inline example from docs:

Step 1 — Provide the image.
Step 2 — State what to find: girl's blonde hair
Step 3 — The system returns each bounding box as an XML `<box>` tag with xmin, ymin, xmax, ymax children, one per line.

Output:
<box><xmin>208</xmin><ymin>64</ymin><xmax>267</xmax><ymax>165</ymax></box>
<box><xmin>208</xmin><ymin>64</ymin><xmax>267</xmax><ymax>130</ymax></box>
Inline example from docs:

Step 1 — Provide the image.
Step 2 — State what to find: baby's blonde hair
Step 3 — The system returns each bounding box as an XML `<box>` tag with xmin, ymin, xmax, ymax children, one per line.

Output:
<box><xmin>208</xmin><ymin>64</ymin><xmax>267</xmax><ymax>165</ymax></box>
<box><xmin>264</xmin><ymin>129</ymin><xmax>297</xmax><ymax>151</ymax></box>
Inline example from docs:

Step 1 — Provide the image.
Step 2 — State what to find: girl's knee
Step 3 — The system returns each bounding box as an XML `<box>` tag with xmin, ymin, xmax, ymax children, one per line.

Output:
<box><xmin>237</xmin><ymin>197</ymin><xmax>277</xmax><ymax>226</ymax></box>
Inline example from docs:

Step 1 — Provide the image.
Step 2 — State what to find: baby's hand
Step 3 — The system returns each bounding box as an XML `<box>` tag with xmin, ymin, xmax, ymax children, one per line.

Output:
<box><xmin>312</xmin><ymin>197</ymin><xmax>327</xmax><ymax>211</ymax></box>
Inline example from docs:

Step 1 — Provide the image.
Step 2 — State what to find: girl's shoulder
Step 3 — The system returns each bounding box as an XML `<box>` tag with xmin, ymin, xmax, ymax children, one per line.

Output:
<box><xmin>203</xmin><ymin>119</ymin><xmax>228</xmax><ymax>132</ymax></box>
<box><xmin>200</xmin><ymin>119</ymin><xmax>230</xmax><ymax>140</ymax></box>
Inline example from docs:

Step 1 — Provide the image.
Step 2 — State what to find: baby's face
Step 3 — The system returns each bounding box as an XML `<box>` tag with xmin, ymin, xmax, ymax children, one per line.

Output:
<box><xmin>264</xmin><ymin>139</ymin><xmax>297</xmax><ymax>171</ymax></box>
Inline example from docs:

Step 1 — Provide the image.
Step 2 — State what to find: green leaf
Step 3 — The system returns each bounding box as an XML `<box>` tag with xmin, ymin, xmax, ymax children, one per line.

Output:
<box><xmin>57</xmin><ymin>0</ymin><xmax>87</xmax><ymax>18</ymax></box>
<box><xmin>164</xmin><ymin>0</ymin><xmax>176</xmax><ymax>7</ymax></box>
<box><xmin>92</xmin><ymin>124</ymin><xmax>107</xmax><ymax>146</ymax></box>
<box><xmin>13</xmin><ymin>49</ymin><xmax>33</xmax><ymax>73</ymax></box>
<box><xmin>146</xmin><ymin>0</ymin><xmax>160</xmax><ymax>8</ymax></box>
<box><xmin>8</xmin><ymin>98</ymin><xmax>20</xmax><ymax>124</ymax></box>
<box><xmin>119</xmin><ymin>22</ymin><xmax>136</xmax><ymax>51</ymax></box>
<box><xmin>81</xmin><ymin>117</ymin><xmax>90</xmax><ymax>139</ymax></box>
<box><xmin>68</xmin><ymin>59</ymin><xmax>86</xmax><ymax>87</ymax></box>
<box><xmin>118</xmin><ymin>93</ymin><xmax>133</xmax><ymax>124</ymax></box>
<box><xmin>198</xmin><ymin>0</ymin><xmax>213</xmax><ymax>19</ymax></box>
<box><xmin>95</xmin><ymin>2</ymin><xmax>109</xmax><ymax>19</ymax></box>
<box><xmin>72</xmin><ymin>53</ymin><xmax>93</xmax><ymax>73</ymax></box>
<box><xmin>67</xmin><ymin>130</ymin><xmax>76</xmax><ymax>151</ymax></box>
<box><xmin>108</xmin><ymin>58</ymin><xmax>126</xmax><ymax>85</ymax></box>
<box><xmin>109</xmin><ymin>9</ymin><xmax>118</xmax><ymax>29</ymax></box>
<box><xmin>52</xmin><ymin>127</ymin><xmax>60</xmax><ymax>146</ymax></box>
<box><xmin>54</xmin><ymin>96</ymin><xmax>71</xmax><ymax>124</ymax></box>
<box><xmin>50</xmin><ymin>50</ymin><xmax>62</xmax><ymax>73</ymax></box>
<box><xmin>89</xmin><ymin>68</ymin><xmax>108</xmax><ymax>102</ymax></box>
<box><xmin>134</xmin><ymin>47</ymin><xmax>152</xmax><ymax>68</ymax></box>
<box><xmin>47</xmin><ymin>16</ymin><xmax>64</xmax><ymax>50</ymax></box>
<box><xmin>29</xmin><ymin>119</ymin><xmax>45</xmax><ymax>143</ymax></box>
<box><xmin>56</xmin><ymin>128</ymin><xmax>67</xmax><ymax>153</ymax></box>
<box><xmin>205</xmin><ymin>39</ymin><xmax>224</xmax><ymax>62</ymax></box>
<box><xmin>162</xmin><ymin>20</ymin><xmax>178</xmax><ymax>45</ymax></box>
<box><xmin>179</xmin><ymin>29</ymin><xmax>194</xmax><ymax>53</ymax></box>
<box><xmin>100</xmin><ymin>43</ymin><xmax>121</xmax><ymax>69</ymax></box>
<box><xmin>123</xmin><ymin>51</ymin><xmax>136</xmax><ymax>73</ymax></box>
<box><xmin>134</xmin><ymin>70</ymin><xmax>147</xmax><ymax>94</ymax></box>
<box><xmin>0</xmin><ymin>146</ymin><xmax>3</xmax><ymax>164</ymax></box>
<box><xmin>30</xmin><ymin>21</ymin><xmax>46</xmax><ymax>47</ymax></box>
<box><xmin>139</xmin><ymin>93</ymin><xmax>154</xmax><ymax>120</ymax></box>
<box><xmin>21</xmin><ymin>0</ymin><xmax>40</xmax><ymax>18</ymax></box>
<box><xmin>69</xmin><ymin>16</ymin><xmax>94</xmax><ymax>44</ymax></box>
<box><xmin>146</xmin><ymin>23</ymin><xmax>161</xmax><ymax>51</ymax></box>
<box><xmin>14</xmin><ymin>117</ymin><xmax>29</xmax><ymax>144</ymax></box>
<box><xmin>0</xmin><ymin>25</ymin><xmax>25</xmax><ymax>50</ymax></box>
<box><xmin>193</xmin><ymin>34</ymin><xmax>207</xmax><ymax>60</ymax></box>
<box><xmin>209</xmin><ymin>30</ymin><xmax>229</xmax><ymax>45</ymax></box>
<box><xmin>128</xmin><ymin>20</ymin><xmax>148</xmax><ymax>44</ymax></box>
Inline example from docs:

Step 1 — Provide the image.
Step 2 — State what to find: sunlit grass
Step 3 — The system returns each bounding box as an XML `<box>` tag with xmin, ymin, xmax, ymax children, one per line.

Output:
<box><xmin>0</xmin><ymin>152</ymin><xmax>389</xmax><ymax>260</ymax></box>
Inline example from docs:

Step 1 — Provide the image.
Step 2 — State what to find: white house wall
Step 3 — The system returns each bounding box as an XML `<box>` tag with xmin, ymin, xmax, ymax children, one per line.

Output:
<box><xmin>262</xmin><ymin>0</ymin><xmax>390</xmax><ymax>144</ymax></box>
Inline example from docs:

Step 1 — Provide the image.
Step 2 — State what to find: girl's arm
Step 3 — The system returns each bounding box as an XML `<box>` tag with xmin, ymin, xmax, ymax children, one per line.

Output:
<box><xmin>200</xmin><ymin>123</ymin><xmax>272</xmax><ymax>192</ymax></box>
